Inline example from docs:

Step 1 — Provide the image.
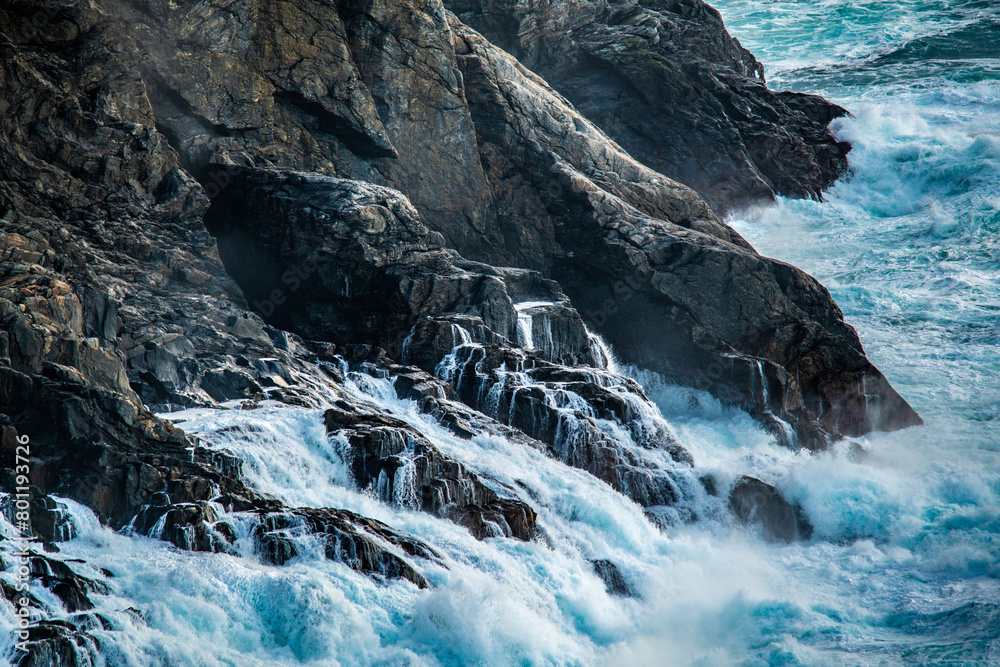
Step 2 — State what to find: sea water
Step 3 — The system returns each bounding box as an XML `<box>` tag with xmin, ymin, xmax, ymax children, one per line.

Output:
<box><xmin>710</xmin><ymin>0</ymin><xmax>1000</xmax><ymax>662</ymax></box>
<box><xmin>3</xmin><ymin>1</ymin><xmax>1000</xmax><ymax>664</ymax></box>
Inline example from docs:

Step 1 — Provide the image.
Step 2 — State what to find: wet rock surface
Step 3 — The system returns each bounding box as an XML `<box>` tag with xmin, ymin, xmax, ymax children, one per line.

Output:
<box><xmin>728</xmin><ymin>475</ymin><xmax>813</xmax><ymax>543</ymax></box>
<box><xmin>429</xmin><ymin>338</ymin><xmax>695</xmax><ymax>509</ymax></box>
<box><xmin>201</xmin><ymin>160</ymin><xmax>919</xmax><ymax>445</ymax></box>
<box><xmin>253</xmin><ymin>508</ymin><xmax>436</xmax><ymax>588</ymax></box>
<box><xmin>324</xmin><ymin>404</ymin><xmax>539</xmax><ymax>541</ymax></box>
<box><xmin>0</xmin><ymin>547</ymin><xmax>119</xmax><ymax>665</ymax></box>
<box><xmin>592</xmin><ymin>558</ymin><xmax>632</xmax><ymax>597</ymax></box>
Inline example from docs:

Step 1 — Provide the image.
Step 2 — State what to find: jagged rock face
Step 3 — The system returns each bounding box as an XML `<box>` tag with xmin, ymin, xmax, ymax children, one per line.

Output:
<box><xmin>49</xmin><ymin>0</ymin><xmax>917</xmax><ymax>441</ymax></box>
<box><xmin>0</xmin><ymin>0</ymin><xmax>922</xmax><ymax>654</ymax></box>
<box><xmin>429</xmin><ymin>339</ymin><xmax>694</xmax><ymax>509</ymax></box>
<box><xmin>0</xmin><ymin>2</ymin><xmax>450</xmax><ymax>609</ymax></box>
<box><xmin>252</xmin><ymin>508</ymin><xmax>435</xmax><ymax>588</ymax></box>
<box><xmin>197</xmin><ymin>166</ymin><xmax>703</xmax><ymax>511</ymax></box>
<box><xmin>0</xmin><ymin>0</ymin><xmax>323</xmax><ymax>412</ymax></box>
<box><xmin>324</xmin><ymin>405</ymin><xmax>538</xmax><ymax>540</ymax></box>
<box><xmin>202</xmin><ymin>156</ymin><xmax>918</xmax><ymax>444</ymax></box>
<box><xmin>446</xmin><ymin>0</ymin><xmax>851</xmax><ymax>212</ymax></box>
<box><xmin>203</xmin><ymin>166</ymin><xmax>600</xmax><ymax>368</ymax></box>
<box><xmin>111</xmin><ymin>0</ymin><xmax>499</xmax><ymax>259</ymax></box>
<box><xmin>448</xmin><ymin>19</ymin><xmax>922</xmax><ymax>442</ymax></box>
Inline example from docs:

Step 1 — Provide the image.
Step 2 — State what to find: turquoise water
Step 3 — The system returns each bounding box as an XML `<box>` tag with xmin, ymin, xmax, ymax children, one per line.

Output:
<box><xmin>717</xmin><ymin>0</ymin><xmax>1000</xmax><ymax>426</ymax></box>
<box><xmin>3</xmin><ymin>2</ymin><xmax>999</xmax><ymax>665</ymax></box>
<box><xmin>716</xmin><ymin>0</ymin><xmax>1000</xmax><ymax>662</ymax></box>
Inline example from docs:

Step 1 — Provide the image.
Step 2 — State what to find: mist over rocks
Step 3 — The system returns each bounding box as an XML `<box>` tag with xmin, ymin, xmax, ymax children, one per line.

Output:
<box><xmin>728</xmin><ymin>475</ymin><xmax>813</xmax><ymax>543</ymax></box>
<box><xmin>0</xmin><ymin>0</ymin><xmax>923</xmax><ymax>660</ymax></box>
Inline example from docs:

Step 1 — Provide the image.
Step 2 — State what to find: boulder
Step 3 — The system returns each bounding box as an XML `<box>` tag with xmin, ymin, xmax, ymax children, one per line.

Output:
<box><xmin>728</xmin><ymin>475</ymin><xmax>812</xmax><ymax>543</ymax></box>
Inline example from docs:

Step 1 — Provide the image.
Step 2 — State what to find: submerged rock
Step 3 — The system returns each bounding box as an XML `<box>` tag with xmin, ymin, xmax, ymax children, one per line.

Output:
<box><xmin>254</xmin><ymin>508</ymin><xmax>435</xmax><ymax>589</ymax></box>
<box><xmin>592</xmin><ymin>559</ymin><xmax>632</xmax><ymax>597</ymax></box>
<box><xmin>728</xmin><ymin>476</ymin><xmax>812</xmax><ymax>543</ymax></box>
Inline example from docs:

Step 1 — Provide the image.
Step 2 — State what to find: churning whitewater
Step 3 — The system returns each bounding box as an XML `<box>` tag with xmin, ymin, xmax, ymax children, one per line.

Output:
<box><xmin>3</xmin><ymin>0</ymin><xmax>1000</xmax><ymax>665</ymax></box>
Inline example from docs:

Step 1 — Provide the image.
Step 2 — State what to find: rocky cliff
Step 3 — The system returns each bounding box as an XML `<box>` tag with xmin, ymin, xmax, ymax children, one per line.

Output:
<box><xmin>446</xmin><ymin>0</ymin><xmax>852</xmax><ymax>212</ymax></box>
<box><xmin>1</xmin><ymin>0</ymin><xmax>919</xmax><ymax>660</ymax></box>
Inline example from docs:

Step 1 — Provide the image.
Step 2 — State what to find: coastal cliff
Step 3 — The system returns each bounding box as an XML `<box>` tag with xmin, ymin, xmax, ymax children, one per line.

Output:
<box><xmin>1</xmin><ymin>0</ymin><xmax>919</xmax><ymax>661</ymax></box>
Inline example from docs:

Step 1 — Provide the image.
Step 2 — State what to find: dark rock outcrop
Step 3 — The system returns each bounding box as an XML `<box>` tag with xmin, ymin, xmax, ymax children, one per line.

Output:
<box><xmin>592</xmin><ymin>559</ymin><xmax>632</xmax><ymax>597</ymax></box>
<box><xmin>9</xmin><ymin>0</ymin><xmax>914</xmax><ymax>444</ymax></box>
<box><xmin>447</xmin><ymin>0</ymin><xmax>851</xmax><ymax>212</ymax></box>
<box><xmin>728</xmin><ymin>475</ymin><xmax>812</xmax><ymax>543</ymax></box>
<box><xmin>253</xmin><ymin>508</ymin><xmax>436</xmax><ymax>588</ymax></box>
<box><xmin>200</xmin><ymin>160</ymin><xmax>919</xmax><ymax>446</ymax></box>
<box><xmin>196</xmin><ymin>167</ymin><xmax>702</xmax><ymax>512</ymax></box>
<box><xmin>426</xmin><ymin>338</ymin><xmax>694</xmax><ymax>507</ymax></box>
<box><xmin>324</xmin><ymin>404</ymin><xmax>538</xmax><ymax>541</ymax></box>
<box><xmin>203</xmin><ymin>166</ymin><xmax>599</xmax><ymax>369</ymax></box>
<box><xmin>446</xmin><ymin>20</ymin><xmax>921</xmax><ymax>443</ymax></box>
<box><xmin>0</xmin><ymin>1</ymin><xmax>449</xmax><ymax>605</ymax></box>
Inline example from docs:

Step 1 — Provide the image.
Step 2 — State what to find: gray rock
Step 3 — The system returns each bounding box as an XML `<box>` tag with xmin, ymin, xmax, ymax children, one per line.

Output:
<box><xmin>203</xmin><ymin>166</ymin><xmax>600</xmax><ymax>368</ymax></box>
<box><xmin>448</xmin><ymin>19</ymin><xmax>921</xmax><ymax>443</ymax></box>
<box><xmin>253</xmin><ymin>508</ymin><xmax>436</xmax><ymax>588</ymax></box>
<box><xmin>592</xmin><ymin>559</ymin><xmax>632</xmax><ymax>597</ymax></box>
<box><xmin>19</xmin><ymin>0</ymin><xmax>918</xmax><ymax>443</ymax></box>
<box><xmin>0</xmin><ymin>0</ymin><xmax>919</xmax><ymax>629</ymax></box>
